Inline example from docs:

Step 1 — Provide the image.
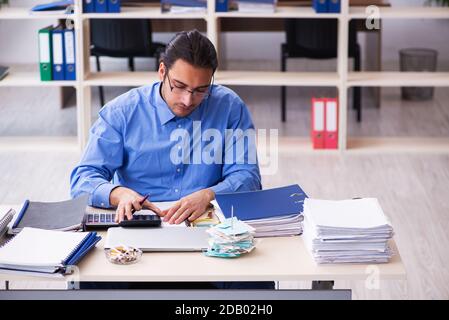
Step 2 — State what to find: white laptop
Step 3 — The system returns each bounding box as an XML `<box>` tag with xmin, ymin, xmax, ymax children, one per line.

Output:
<box><xmin>105</xmin><ymin>226</ymin><xmax>209</xmax><ymax>252</ymax></box>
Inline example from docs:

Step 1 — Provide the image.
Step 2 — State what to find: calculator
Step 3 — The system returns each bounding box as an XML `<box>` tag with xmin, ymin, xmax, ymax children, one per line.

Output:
<box><xmin>84</xmin><ymin>207</ymin><xmax>161</xmax><ymax>229</ymax></box>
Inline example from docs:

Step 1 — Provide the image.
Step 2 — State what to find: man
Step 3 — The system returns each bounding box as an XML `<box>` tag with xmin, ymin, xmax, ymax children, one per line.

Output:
<box><xmin>71</xmin><ymin>30</ymin><xmax>273</xmax><ymax>290</ymax></box>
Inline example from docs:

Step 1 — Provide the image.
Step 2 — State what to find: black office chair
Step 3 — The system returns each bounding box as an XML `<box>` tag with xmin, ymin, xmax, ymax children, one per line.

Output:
<box><xmin>90</xmin><ymin>19</ymin><xmax>166</xmax><ymax>107</ymax></box>
<box><xmin>281</xmin><ymin>19</ymin><xmax>362</xmax><ymax>122</ymax></box>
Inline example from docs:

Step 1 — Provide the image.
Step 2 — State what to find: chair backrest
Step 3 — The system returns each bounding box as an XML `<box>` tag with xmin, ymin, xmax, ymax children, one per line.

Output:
<box><xmin>90</xmin><ymin>19</ymin><xmax>153</xmax><ymax>57</ymax></box>
<box><xmin>284</xmin><ymin>19</ymin><xmax>357</xmax><ymax>58</ymax></box>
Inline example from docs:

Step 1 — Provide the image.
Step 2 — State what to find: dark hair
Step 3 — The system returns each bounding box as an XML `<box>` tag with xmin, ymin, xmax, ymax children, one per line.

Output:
<box><xmin>161</xmin><ymin>30</ymin><xmax>218</xmax><ymax>73</ymax></box>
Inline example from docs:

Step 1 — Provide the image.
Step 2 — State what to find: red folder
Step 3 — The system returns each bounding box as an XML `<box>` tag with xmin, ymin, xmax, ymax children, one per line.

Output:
<box><xmin>311</xmin><ymin>98</ymin><xmax>325</xmax><ymax>149</ymax></box>
<box><xmin>324</xmin><ymin>98</ymin><xmax>338</xmax><ymax>149</ymax></box>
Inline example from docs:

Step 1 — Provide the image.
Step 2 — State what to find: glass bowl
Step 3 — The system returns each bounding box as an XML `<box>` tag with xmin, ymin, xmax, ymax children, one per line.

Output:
<box><xmin>105</xmin><ymin>245</ymin><xmax>142</xmax><ymax>265</ymax></box>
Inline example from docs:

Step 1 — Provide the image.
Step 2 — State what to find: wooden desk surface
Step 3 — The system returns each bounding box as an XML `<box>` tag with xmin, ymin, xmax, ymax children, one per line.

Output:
<box><xmin>0</xmin><ymin>205</ymin><xmax>406</xmax><ymax>283</ymax></box>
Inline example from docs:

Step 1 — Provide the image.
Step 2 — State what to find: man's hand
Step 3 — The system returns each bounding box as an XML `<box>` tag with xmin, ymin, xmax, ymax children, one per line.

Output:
<box><xmin>110</xmin><ymin>186</ymin><xmax>161</xmax><ymax>222</ymax></box>
<box><xmin>161</xmin><ymin>189</ymin><xmax>215</xmax><ymax>225</ymax></box>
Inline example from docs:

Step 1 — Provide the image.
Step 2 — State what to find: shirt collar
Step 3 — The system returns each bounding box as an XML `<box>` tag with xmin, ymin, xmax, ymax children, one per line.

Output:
<box><xmin>154</xmin><ymin>81</ymin><xmax>205</xmax><ymax>125</ymax></box>
<box><xmin>155</xmin><ymin>82</ymin><xmax>176</xmax><ymax>126</ymax></box>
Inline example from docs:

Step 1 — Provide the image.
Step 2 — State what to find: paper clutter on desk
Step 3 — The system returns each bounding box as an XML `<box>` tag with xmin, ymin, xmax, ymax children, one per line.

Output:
<box><xmin>204</xmin><ymin>217</ymin><xmax>256</xmax><ymax>258</ymax></box>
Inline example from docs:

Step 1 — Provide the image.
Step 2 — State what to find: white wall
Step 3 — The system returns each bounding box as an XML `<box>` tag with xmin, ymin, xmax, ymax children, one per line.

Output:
<box><xmin>0</xmin><ymin>0</ymin><xmax>448</xmax><ymax>67</ymax></box>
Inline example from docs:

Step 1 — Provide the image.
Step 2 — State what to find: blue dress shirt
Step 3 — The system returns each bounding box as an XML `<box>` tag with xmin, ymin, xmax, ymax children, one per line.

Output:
<box><xmin>70</xmin><ymin>82</ymin><xmax>262</xmax><ymax>208</ymax></box>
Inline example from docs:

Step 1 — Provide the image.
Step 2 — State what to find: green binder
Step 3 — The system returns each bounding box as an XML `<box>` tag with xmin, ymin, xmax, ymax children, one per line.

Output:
<box><xmin>38</xmin><ymin>25</ymin><xmax>53</xmax><ymax>81</ymax></box>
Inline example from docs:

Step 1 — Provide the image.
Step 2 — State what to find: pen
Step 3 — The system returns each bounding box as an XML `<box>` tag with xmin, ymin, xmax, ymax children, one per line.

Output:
<box><xmin>131</xmin><ymin>193</ymin><xmax>150</xmax><ymax>214</ymax></box>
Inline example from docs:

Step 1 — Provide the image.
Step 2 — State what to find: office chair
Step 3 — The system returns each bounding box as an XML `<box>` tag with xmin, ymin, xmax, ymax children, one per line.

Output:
<box><xmin>90</xmin><ymin>19</ymin><xmax>166</xmax><ymax>107</ymax></box>
<box><xmin>281</xmin><ymin>19</ymin><xmax>362</xmax><ymax>122</ymax></box>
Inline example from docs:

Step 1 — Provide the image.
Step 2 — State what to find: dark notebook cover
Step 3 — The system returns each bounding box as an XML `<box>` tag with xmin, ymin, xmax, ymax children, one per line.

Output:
<box><xmin>12</xmin><ymin>194</ymin><xmax>89</xmax><ymax>233</ymax></box>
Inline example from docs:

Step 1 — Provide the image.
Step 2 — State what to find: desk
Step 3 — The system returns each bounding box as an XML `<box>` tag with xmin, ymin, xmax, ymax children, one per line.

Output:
<box><xmin>0</xmin><ymin>205</ymin><xmax>406</xmax><ymax>300</ymax></box>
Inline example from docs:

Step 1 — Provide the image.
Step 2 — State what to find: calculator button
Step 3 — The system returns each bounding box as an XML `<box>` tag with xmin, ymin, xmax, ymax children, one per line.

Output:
<box><xmin>94</xmin><ymin>214</ymin><xmax>99</xmax><ymax>223</ymax></box>
<box><xmin>106</xmin><ymin>214</ymin><xmax>111</xmax><ymax>223</ymax></box>
<box><xmin>100</xmin><ymin>215</ymin><xmax>105</xmax><ymax>223</ymax></box>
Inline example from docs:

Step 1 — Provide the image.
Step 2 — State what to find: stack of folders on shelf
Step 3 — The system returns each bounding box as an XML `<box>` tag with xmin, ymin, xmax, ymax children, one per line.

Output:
<box><xmin>11</xmin><ymin>195</ymin><xmax>89</xmax><ymax>234</ymax></box>
<box><xmin>38</xmin><ymin>25</ymin><xmax>76</xmax><ymax>81</ymax></box>
<box><xmin>215</xmin><ymin>184</ymin><xmax>308</xmax><ymax>237</ymax></box>
<box><xmin>161</xmin><ymin>0</ymin><xmax>207</xmax><ymax>13</ymax></box>
<box><xmin>236</xmin><ymin>0</ymin><xmax>276</xmax><ymax>13</ymax></box>
<box><xmin>312</xmin><ymin>0</ymin><xmax>340</xmax><ymax>13</ymax></box>
<box><xmin>311</xmin><ymin>97</ymin><xmax>338</xmax><ymax>149</ymax></box>
<box><xmin>83</xmin><ymin>0</ymin><xmax>121</xmax><ymax>13</ymax></box>
<box><xmin>0</xmin><ymin>227</ymin><xmax>101</xmax><ymax>277</ymax></box>
<box><xmin>302</xmin><ymin>198</ymin><xmax>394</xmax><ymax>264</ymax></box>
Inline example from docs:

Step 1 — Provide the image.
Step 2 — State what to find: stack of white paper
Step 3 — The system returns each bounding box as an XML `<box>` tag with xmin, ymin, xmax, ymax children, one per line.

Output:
<box><xmin>302</xmin><ymin>198</ymin><xmax>394</xmax><ymax>264</ymax></box>
<box><xmin>205</xmin><ymin>217</ymin><xmax>256</xmax><ymax>258</ymax></box>
<box><xmin>244</xmin><ymin>214</ymin><xmax>303</xmax><ymax>237</ymax></box>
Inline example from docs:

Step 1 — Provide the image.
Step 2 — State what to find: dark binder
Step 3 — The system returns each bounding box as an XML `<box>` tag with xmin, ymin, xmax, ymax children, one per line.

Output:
<box><xmin>215</xmin><ymin>184</ymin><xmax>308</xmax><ymax>221</ymax></box>
<box><xmin>12</xmin><ymin>194</ymin><xmax>89</xmax><ymax>233</ymax></box>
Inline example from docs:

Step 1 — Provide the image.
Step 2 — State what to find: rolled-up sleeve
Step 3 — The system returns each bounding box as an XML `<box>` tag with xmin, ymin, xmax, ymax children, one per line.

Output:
<box><xmin>70</xmin><ymin>106</ymin><xmax>124</xmax><ymax>208</ymax></box>
<box><xmin>209</xmin><ymin>99</ymin><xmax>262</xmax><ymax>194</ymax></box>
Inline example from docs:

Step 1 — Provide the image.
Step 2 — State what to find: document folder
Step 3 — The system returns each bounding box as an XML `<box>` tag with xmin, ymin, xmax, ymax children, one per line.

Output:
<box><xmin>51</xmin><ymin>26</ymin><xmax>65</xmax><ymax>80</ymax></box>
<box><xmin>324</xmin><ymin>98</ymin><xmax>338</xmax><ymax>149</ymax></box>
<box><xmin>107</xmin><ymin>0</ymin><xmax>121</xmax><ymax>12</ymax></box>
<box><xmin>328</xmin><ymin>0</ymin><xmax>341</xmax><ymax>13</ymax></box>
<box><xmin>38</xmin><ymin>25</ymin><xmax>53</xmax><ymax>81</ymax></box>
<box><xmin>83</xmin><ymin>0</ymin><xmax>95</xmax><ymax>12</ymax></box>
<box><xmin>63</xmin><ymin>28</ymin><xmax>76</xmax><ymax>80</ymax></box>
<box><xmin>95</xmin><ymin>0</ymin><xmax>108</xmax><ymax>12</ymax></box>
<box><xmin>215</xmin><ymin>184</ymin><xmax>308</xmax><ymax>221</ymax></box>
<box><xmin>312</xmin><ymin>0</ymin><xmax>327</xmax><ymax>13</ymax></box>
<box><xmin>311</xmin><ymin>98</ymin><xmax>325</xmax><ymax>149</ymax></box>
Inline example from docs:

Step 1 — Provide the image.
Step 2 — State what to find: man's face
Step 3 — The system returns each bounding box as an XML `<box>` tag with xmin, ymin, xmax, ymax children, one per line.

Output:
<box><xmin>158</xmin><ymin>59</ymin><xmax>213</xmax><ymax>118</ymax></box>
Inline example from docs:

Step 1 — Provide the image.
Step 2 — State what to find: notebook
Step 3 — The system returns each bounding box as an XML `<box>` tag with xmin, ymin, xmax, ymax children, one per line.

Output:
<box><xmin>0</xmin><ymin>227</ymin><xmax>101</xmax><ymax>275</ymax></box>
<box><xmin>12</xmin><ymin>194</ymin><xmax>89</xmax><ymax>233</ymax></box>
<box><xmin>0</xmin><ymin>209</ymin><xmax>15</xmax><ymax>239</ymax></box>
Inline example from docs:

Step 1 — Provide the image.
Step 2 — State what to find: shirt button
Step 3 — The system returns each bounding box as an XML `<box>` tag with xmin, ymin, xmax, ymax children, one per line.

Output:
<box><xmin>177</xmin><ymin>145</ymin><xmax>182</xmax><ymax>150</ymax></box>
<box><xmin>101</xmin><ymin>203</ymin><xmax>105</xmax><ymax>207</ymax></box>
<box><xmin>176</xmin><ymin>168</ymin><xmax>181</xmax><ymax>173</ymax></box>
<box><xmin>175</xmin><ymin>189</ymin><xmax>179</xmax><ymax>193</ymax></box>
<box><xmin>177</xmin><ymin>124</ymin><xmax>182</xmax><ymax>128</ymax></box>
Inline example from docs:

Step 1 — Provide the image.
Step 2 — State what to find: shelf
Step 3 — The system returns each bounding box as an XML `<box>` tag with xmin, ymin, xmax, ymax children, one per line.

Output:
<box><xmin>347</xmin><ymin>137</ymin><xmax>449</xmax><ymax>154</ymax></box>
<box><xmin>0</xmin><ymin>7</ymin><xmax>74</xmax><ymax>20</ymax></box>
<box><xmin>0</xmin><ymin>71</ymin><xmax>77</xmax><ymax>87</ymax></box>
<box><xmin>349</xmin><ymin>7</ymin><xmax>449</xmax><ymax>19</ymax></box>
<box><xmin>84</xmin><ymin>71</ymin><xmax>339</xmax><ymax>87</ymax></box>
<box><xmin>215</xmin><ymin>6</ymin><xmax>340</xmax><ymax>19</ymax></box>
<box><xmin>0</xmin><ymin>137</ymin><xmax>79</xmax><ymax>152</ymax></box>
<box><xmin>216</xmin><ymin>71</ymin><xmax>339</xmax><ymax>86</ymax></box>
<box><xmin>82</xmin><ymin>6</ymin><xmax>207</xmax><ymax>20</ymax></box>
<box><xmin>348</xmin><ymin>72</ymin><xmax>449</xmax><ymax>87</ymax></box>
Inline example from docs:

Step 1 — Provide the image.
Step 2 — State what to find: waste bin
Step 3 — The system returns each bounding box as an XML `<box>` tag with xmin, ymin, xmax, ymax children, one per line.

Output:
<box><xmin>399</xmin><ymin>48</ymin><xmax>438</xmax><ymax>101</ymax></box>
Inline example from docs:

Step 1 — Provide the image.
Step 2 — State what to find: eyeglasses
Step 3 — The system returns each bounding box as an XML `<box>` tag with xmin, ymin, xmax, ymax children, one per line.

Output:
<box><xmin>165</xmin><ymin>72</ymin><xmax>213</xmax><ymax>100</ymax></box>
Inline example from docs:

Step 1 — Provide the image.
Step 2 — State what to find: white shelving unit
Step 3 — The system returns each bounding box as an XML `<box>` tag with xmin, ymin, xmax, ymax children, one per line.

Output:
<box><xmin>1</xmin><ymin>0</ymin><xmax>449</xmax><ymax>152</ymax></box>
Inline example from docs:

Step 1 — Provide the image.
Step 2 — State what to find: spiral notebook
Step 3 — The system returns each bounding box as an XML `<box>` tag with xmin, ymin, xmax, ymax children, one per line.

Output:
<box><xmin>0</xmin><ymin>209</ymin><xmax>15</xmax><ymax>239</ymax></box>
<box><xmin>0</xmin><ymin>227</ymin><xmax>101</xmax><ymax>275</ymax></box>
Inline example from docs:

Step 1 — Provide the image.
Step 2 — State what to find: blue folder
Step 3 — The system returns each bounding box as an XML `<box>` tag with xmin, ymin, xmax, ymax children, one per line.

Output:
<box><xmin>328</xmin><ymin>0</ymin><xmax>341</xmax><ymax>13</ymax></box>
<box><xmin>51</xmin><ymin>27</ymin><xmax>66</xmax><ymax>81</ymax></box>
<box><xmin>31</xmin><ymin>0</ymin><xmax>74</xmax><ymax>12</ymax></box>
<box><xmin>63</xmin><ymin>29</ymin><xmax>76</xmax><ymax>80</ymax></box>
<box><xmin>312</xmin><ymin>0</ymin><xmax>327</xmax><ymax>13</ymax></box>
<box><xmin>215</xmin><ymin>184</ymin><xmax>308</xmax><ymax>221</ymax></box>
<box><xmin>83</xmin><ymin>0</ymin><xmax>95</xmax><ymax>13</ymax></box>
<box><xmin>107</xmin><ymin>0</ymin><xmax>121</xmax><ymax>12</ymax></box>
<box><xmin>95</xmin><ymin>0</ymin><xmax>108</xmax><ymax>12</ymax></box>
